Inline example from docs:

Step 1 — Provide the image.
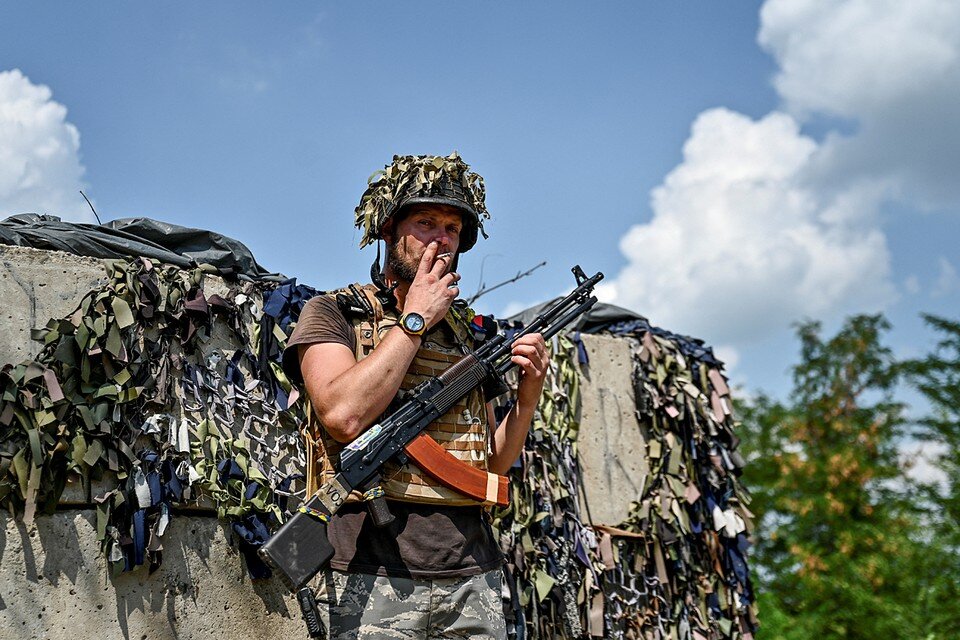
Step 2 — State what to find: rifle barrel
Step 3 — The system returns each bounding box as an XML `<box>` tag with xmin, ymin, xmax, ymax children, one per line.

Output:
<box><xmin>506</xmin><ymin>271</ymin><xmax>603</xmax><ymax>342</ymax></box>
<box><xmin>495</xmin><ymin>295</ymin><xmax>598</xmax><ymax>375</ymax></box>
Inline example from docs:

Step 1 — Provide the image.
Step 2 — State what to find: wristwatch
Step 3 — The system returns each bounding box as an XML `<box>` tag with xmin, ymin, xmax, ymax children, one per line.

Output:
<box><xmin>399</xmin><ymin>312</ymin><xmax>427</xmax><ymax>336</ymax></box>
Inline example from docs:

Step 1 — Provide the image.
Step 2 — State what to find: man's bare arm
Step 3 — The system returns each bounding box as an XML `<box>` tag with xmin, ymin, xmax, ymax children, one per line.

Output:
<box><xmin>488</xmin><ymin>333</ymin><xmax>549</xmax><ymax>474</ymax></box>
<box><xmin>299</xmin><ymin>240</ymin><xmax>459</xmax><ymax>443</ymax></box>
<box><xmin>299</xmin><ymin>331</ymin><xmax>422</xmax><ymax>443</ymax></box>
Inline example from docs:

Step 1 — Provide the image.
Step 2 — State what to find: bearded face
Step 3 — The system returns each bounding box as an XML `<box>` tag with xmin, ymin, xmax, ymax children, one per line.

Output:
<box><xmin>387</xmin><ymin>236</ymin><xmax>420</xmax><ymax>282</ymax></box>
<box><xmin>383</xmin><ymin>205</ymin><xmax>463</xmax><ymax>283</ymax></box>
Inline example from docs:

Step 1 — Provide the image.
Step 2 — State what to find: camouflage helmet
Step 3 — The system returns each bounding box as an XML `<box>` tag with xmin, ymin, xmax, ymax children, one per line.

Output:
<box><xmin>354</xmin><ymin>152</ymin><xmax>490</xmax><ymax>253</ymax></box>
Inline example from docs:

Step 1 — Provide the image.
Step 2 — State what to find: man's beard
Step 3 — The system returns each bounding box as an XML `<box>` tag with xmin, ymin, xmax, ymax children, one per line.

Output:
<box><xmin>386</xmin><ymin>238</ymin><xmax>419</xmax><ymax>283</ymax></box>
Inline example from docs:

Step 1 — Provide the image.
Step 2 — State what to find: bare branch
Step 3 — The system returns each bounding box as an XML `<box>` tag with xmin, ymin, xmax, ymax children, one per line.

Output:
<box><xmin>467</xmin><ymin>260</ymin><xmax>547</xmax><ymax>305</ymax></box>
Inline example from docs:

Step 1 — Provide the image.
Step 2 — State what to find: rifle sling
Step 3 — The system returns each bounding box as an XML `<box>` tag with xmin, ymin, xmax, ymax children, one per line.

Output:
<box><xmin>403</xmin><ymin>432</ymin><xmax>510</xmax><ymax>506</ymax></box>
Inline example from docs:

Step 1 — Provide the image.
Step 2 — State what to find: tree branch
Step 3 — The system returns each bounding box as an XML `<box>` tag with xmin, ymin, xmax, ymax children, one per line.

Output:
<box><xmin>467</xmin><ymin>260</ymin><xmax>546</xmax><ymax>305</ymax></box>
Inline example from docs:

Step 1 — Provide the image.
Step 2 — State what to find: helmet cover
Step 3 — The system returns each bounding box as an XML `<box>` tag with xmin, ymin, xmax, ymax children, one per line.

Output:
<box><xmin>354</xmin><ymin>152</ymin><xmax>490</xmax><ymax>252</ymax></box>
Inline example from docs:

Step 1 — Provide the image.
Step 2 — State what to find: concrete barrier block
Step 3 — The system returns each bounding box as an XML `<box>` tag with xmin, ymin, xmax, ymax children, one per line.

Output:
<box><xmin>0</xmin><ymin>511</ymin><xmax>303</xmax><ymax>640</ymax></box>
<box><xmin>0</xmin><ymin>246</ymin><xmax>302</xmax><ymax>507</ymax></box>
<box><xmin>576</xmin><ymin>334</ymin><xmax>648</xmax><ymax>525</ymax></box>
<box><xmin>0</xmin><ymin>246</ymin><xmax>105</xmax><ymax>365</ymax></box>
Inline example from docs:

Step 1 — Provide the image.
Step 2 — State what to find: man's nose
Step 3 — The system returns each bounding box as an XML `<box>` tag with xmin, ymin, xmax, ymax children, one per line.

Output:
<box><xmin>431</xmin><ymin>231</ymin><xmax>452</xmax><ymax>249</ymax></box>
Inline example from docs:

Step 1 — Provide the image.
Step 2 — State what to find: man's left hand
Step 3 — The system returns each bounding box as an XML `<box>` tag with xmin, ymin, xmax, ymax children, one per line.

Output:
<box><xmin>510</xmin><ymin>333</ymin><xmax>549</xmax><ymax>405</ymax></box>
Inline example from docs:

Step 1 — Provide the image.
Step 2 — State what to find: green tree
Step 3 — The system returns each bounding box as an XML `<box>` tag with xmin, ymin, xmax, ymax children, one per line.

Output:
<box><xmin>901</xmin><ymin>314</ymin><xmax>960</xmax><ymax>636</ymax></box>
<box><xmin>740</xmin><ymin>315</ymin><xmax>927</xmax><ymax>638</ymax></box>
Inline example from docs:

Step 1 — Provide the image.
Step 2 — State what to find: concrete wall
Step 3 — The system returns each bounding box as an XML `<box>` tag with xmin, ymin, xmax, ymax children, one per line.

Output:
<box><xmin>0</xmin><ymin>512</ymin><xmax>302</xmax><ymax>640</ymax></box>
<box><xmin>1</xmin><ymin>246</ymin><xmax>105</xmax><ymax>365</ymax></box>
<box><xmin>0</xmin><ymin>245</ymin><xmax>648</xmax><ymax>640</ymax></box>
<box><xmin>577</xmin><ymin>334</ymin><xmax>648</xmax><ymax>526</ymax></box>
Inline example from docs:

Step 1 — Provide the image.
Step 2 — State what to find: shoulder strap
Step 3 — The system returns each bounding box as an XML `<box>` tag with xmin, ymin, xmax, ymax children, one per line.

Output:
<box><xmin>357</xmin><ymin>284</ymin><xmax>385</xmax><ymax>348</ymax></box>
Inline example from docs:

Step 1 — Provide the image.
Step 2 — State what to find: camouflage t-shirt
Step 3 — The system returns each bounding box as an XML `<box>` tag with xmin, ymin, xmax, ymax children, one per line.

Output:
<box><xmin>283</xmin><ymin>294</ymin><xmax>503</xmax><ymax>579</ymax></box>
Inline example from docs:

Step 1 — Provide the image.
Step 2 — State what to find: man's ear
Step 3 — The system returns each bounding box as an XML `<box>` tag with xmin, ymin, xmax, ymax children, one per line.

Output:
<box><xmin>380</xmin><ymin>218</ymin><xmax>395</xmax><ymax>244</ymax></box>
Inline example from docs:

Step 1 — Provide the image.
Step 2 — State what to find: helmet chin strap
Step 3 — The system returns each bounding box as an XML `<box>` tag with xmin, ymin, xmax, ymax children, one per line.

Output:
<box><xmin>370</xmin><ymin>240</ymin><xmax>399</xmax><ymax>309</ymax></box>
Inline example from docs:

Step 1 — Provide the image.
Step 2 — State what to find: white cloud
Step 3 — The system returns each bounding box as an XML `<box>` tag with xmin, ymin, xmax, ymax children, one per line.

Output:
<box><xmin>606</xmin><ymin>108</ymin><xmax>895</xmax><ymax>346</ymax></box>
<box><xmin>759</xmin><ymin>0</ymin><xmax>960</xmax><ymax>118</ymax></box>
<box><xmin>603</xmin><ymin>0</ymin><xmax>959</xmax><ymax>348</ymax></box>
<box><xmin>760</xmin><ymin>0</ymin><xmax>960</xmax><ymax>207</ymax></box>
<box><xmin>932</xmin><ymin>257</ymin><xmax>958</xmax><ymax>297</ymax></box>
<box><xmin>0</xmin><ymin>69</ymin><xmax>92</xmax><ymax>221</ymax></box>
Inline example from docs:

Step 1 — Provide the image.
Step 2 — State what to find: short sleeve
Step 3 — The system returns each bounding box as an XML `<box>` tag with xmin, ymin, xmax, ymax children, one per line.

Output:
<box><xmin>281</xmin><ymin>295</ymin><xmax>356</xmax><ymax>384</ymax></box>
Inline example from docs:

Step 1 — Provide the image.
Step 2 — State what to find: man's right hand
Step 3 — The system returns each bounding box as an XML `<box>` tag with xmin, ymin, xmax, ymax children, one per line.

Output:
<box><xmin>403</xmin><ymin>240</ymin><xmax>460</xmax><ymax>329</ymax></box>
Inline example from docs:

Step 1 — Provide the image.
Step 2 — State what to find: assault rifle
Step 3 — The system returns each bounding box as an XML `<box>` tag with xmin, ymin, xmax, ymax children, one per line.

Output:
<box><xmin>259</xmin><ymin>266</ymin><xmax>603</xmax><ymax>637</ymax></box>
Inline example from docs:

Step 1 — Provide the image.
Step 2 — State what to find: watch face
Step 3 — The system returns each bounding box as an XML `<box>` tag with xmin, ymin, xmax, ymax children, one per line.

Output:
<box><xmin>404</xmin><ymin>313</ymin><xmax>425</xmax><ymax>333</ymax></box>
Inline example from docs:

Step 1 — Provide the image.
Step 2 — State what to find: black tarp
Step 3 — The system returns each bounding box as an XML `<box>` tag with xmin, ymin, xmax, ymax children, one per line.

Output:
<box><xmin>505</xmin><ymin>298</ymin><xmax>723</xmax><ymax>367</ymax></box>
<box><xmin>0</xmin><ymin>214</ymin><xmax>283</xmax><ymax>281</ymax></box>
<box><xmin>505</xmin><ymin>298</ymin><xmax>647</xmax><ymax>333</ymax></box>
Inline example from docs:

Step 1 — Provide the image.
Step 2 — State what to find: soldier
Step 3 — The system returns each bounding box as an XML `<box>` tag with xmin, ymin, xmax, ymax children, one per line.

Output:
<box><xmin>282</xmin><ymin>153</ymin><xmax>548</xmax><ymax>639</ymax></box>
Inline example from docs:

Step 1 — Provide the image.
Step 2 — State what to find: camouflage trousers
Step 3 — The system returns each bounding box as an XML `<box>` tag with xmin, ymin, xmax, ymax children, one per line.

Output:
<box><xmin>313</xmin><ymin>569</ymin><xmax>506</xmax><ymax>640</ymax></box>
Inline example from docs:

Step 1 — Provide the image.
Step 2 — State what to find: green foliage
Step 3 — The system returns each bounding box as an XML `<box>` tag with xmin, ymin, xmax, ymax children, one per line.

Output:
<box><xmin>739</xmin><ymin>314</ymin><xmax>950</xmax><ymax>639</ymax></box>
<box><xmin>900</xmin><ymin>314</ymin><xmax>960</xmax><ymax>636</ymax></box>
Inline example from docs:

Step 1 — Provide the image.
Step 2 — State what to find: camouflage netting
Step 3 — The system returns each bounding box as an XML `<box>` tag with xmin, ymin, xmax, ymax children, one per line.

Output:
<box><xmin>493</xmin><ymin>322</ymin><xmax>757</xmax><ymax>639</ymax></box>
<box><xmin>0</xmin><ymin>255</ymin><xmax>755</xmax><ymax>638</ymax></box>
<box><xmin>0</xmin><ymin>258</ymin><xmax>313</xmax><ymax>575</ymax></box>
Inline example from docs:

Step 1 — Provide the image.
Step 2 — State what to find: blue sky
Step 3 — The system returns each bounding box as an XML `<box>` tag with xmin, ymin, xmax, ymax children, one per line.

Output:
<box><xmin>1</xmin><ymin>1</ymin><xmax>957</xmax><ymax>400</ymax></box>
